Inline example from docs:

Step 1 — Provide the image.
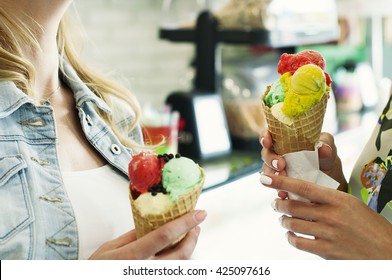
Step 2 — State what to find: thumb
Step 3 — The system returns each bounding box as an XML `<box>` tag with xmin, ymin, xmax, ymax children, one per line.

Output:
<box><xmin>318</xmin><ymin>142</ymin><xmax>333</xmax><ymax>159</ymax></box>
<box><xmin>318</xmin><ymin>142</ymin><xmax>334</xmax><ymax>171</ymax></box>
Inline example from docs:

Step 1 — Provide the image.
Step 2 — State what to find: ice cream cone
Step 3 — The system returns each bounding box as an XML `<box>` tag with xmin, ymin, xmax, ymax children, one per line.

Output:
<box><xmin>262</xmin><ymin>86</ymin><xmax>329</xmax><ymax>155</ymax></box>
<box><xmin>129</xmin><ymin>168</ymin><xmax>205</xmax><ymax>247</ymax></box>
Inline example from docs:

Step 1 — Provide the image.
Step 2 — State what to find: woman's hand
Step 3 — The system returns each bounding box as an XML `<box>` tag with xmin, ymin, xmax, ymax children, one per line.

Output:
<box><xmin>259</xmin><ymin>128</ymin><xmax>287</xmax><ymax>176</ymax></box>
<box><xmin>260</xmin><ymin>173</ymin><xmax>392</xmax><ymax>259</ymax></box>
<box><xmin>89</xmin><ymin>210</ymin><xmax>207</xmax><ymax>260</ymax></box>
<box><xmin>260</xmin><ymin>130</ymin><xmax>347</xmax><ymax>192</ymax></box>
<box><xmin>317</xmin><ymin>132</ymin><xmax>347</xmax><ymax>191</ymax></box>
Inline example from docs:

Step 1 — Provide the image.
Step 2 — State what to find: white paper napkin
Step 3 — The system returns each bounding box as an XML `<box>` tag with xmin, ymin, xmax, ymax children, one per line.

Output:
<box><xmin>283</xmin><ymin>147</ymin><xmax>340</xmax><ymax>202</ymax></box>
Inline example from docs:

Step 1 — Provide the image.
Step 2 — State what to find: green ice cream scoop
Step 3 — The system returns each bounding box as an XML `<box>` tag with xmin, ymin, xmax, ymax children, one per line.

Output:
<box><xmin>264</xmin><ymin>80</ymin><xmax>285</xmax><ymax>107</ymax></box>
<box><xmin>162</xmin><ymin>157</ymin><xmax>203</xmax><ymax>201</ymax></box>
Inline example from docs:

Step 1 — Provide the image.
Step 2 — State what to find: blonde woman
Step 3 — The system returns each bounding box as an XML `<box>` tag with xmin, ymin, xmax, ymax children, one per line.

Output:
<box><xmin>0</xmin><ymin>0</ymin><xmax>206</xmax><ymax>260</ymax></box>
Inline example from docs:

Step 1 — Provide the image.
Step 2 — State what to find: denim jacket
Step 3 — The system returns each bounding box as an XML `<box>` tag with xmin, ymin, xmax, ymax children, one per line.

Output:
<box><xmin>0</xmin><ymin>61</ymin><xmax>142</xmax><ymax>259</ymax></box>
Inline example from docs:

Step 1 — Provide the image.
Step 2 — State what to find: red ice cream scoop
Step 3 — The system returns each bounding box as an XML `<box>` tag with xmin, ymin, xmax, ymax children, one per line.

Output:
<box><xmin>128</xmin><ymin>152</ymin><xmax>164</xmax><ymax>195</ymax></box>
<box><xmin>277</xmin><ymin>49</ymin><xmax>331</xmax><ymax>85</ymax></box>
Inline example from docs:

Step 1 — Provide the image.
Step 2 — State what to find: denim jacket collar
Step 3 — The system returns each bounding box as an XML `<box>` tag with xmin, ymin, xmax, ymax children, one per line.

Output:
<box><xmin>0</xmin><ymin>58</ymin><xmax>112</xmax><ymax>118</ymax></box>
<box><xmin>59</xmin><ymin>59</ymin><xmax>112</xmax><ymax>114</ymax></box>
<box><xmin>0</xmin><ymin>81</ymin><xmax>34</xmax><ymax>119</ymax></box>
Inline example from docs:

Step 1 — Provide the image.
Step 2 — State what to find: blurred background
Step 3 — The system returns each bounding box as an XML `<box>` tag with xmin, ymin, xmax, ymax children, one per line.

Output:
<box><xmin>73</xmin><ymin>0</ymin><xmax>392</xmax><ymax>106</ymax></box>
<box><xmin>72</xmin><ymin>0</ymin><xmax>392</xmax><ymax>186</ymax></box>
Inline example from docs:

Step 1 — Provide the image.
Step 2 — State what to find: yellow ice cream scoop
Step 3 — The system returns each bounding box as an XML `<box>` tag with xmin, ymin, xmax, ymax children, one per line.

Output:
<box><xmin>281</xmin><ymin>64</ymin><xmax>329</xmax><ymax>117</ymax></box>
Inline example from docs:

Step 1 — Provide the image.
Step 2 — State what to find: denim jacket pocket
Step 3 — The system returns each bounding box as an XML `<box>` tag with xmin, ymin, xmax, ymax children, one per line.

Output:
<box><xmin>0</xmin><ymin>154</ymin><xmax>34</xmax><ymax>244</ymax></box>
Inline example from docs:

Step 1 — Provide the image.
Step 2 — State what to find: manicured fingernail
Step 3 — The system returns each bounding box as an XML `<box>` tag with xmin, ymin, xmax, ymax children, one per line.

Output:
<box><xmin>316</xmin><ymin>141</ymin><xmax>332</xmax><ymax>151</ymax></box>
<box><xmin>271</xmin><ymin>199</ymin><xmax>277</xmax><ymax>211</ymax></box>
<box><xmin>285</xmin><ymin>231</ymin><xmax>293</xmax><ymax>242</ymax></box>
<box><xmin>194</xmin><ymin>210</ymin><xmax>207</xmax><ymax>223</ymax></box>
<box><xmin>274</xmin><ymin>171</ymin><xmax>279</xmax><ymax>175</ymax></box>
<box><xmin>195</xmin><ymin>226</ymin><xmax>201</xmax><ymax>236</ymax></box>
<box><xmin>323</xmin><ymin>143</ymin><xmax>332</xmax><ymax>151</ymax></box>
<box><xmin>260</xmin><ymin>137</ymin><xmax>264</xmax><ymax>146</ymax></box>
<box><xmin>271</xmin><ymin>159</ymin><xmax>278</xmax><ymax>169</ymax></box>
<box><xmin>278</xmin><ymin>215</ymin><xmax>284</xmax><ymax>225</ymax></box>
<box><xmin>259</xmin><ymin>174</ymin><xmax>272</xmax><ymax>185</ymax></box>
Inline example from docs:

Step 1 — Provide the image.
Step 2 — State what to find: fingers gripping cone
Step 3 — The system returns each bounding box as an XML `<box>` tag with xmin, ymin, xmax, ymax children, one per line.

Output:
<box><xmin>129</xmin><ymin>169</ymin><xmax>204</xmax><ymax>246</ymax></box>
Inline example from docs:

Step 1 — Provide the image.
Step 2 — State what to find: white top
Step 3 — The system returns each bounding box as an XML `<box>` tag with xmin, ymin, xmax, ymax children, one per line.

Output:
<box><xmin>62</xmin><ymin>165</ymin><xmax>134</xmax><ymax>259</ymax></box>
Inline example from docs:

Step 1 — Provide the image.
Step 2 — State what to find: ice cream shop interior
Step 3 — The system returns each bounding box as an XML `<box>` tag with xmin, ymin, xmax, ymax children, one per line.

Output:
<box><xmin>73</xmin><ymin>0</ymin><xmax>392</xmax><ymax>259</ymax></box>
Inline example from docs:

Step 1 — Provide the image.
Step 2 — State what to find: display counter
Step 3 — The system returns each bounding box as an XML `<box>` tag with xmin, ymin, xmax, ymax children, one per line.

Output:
<box><xmin>193</xmin><ymin>172</ymin><xmax>321</xmax><ymax>260</ymax></box>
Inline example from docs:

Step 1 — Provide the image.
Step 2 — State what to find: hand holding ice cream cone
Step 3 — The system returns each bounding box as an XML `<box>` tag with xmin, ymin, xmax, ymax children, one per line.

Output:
<box><xmin>128</xmin><ymin>152</ymin><xmax>205</xmax><ymax>248</ymax></box>
<box><xmin>260</xmin><ymin>50</ymin><xmax>339</xmax><ymax>200</ymax></box>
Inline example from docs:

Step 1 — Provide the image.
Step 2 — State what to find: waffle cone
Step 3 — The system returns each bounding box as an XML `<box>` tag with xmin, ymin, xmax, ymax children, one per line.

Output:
<box><xmin>261</xmin><ymin>86</ymin><xmax>329</xmax><ymax>155</ymax></box>
<box><xmin>129</xmin><ymin>168</ymin><xmax>204</xmax><ymax>247</ymax></box>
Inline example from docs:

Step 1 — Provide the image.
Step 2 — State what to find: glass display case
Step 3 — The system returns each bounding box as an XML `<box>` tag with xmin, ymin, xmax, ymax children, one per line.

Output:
<box><xmin>159</xmin><ymin>0</ymin><xmax>340</xmax><ymax>188</ymax></box>
<box><xmin>160</xmin><ymin>0</ymin><xmax>339</xmax><ymax>47</ymax></box>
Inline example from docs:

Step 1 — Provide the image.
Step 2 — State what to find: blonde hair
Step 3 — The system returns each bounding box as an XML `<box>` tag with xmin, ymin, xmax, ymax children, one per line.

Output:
<box><xmin>0</xmin><ymin>7</ymin><xmax>142</xmax><ymax>149</ymax></box>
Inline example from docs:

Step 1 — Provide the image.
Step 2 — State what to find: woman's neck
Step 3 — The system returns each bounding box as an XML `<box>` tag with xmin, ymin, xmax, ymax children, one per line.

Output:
<box><xmin>1</xmin><ymin>0</ymin><xmax>73</xmax><ymax>101</ymax></box>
